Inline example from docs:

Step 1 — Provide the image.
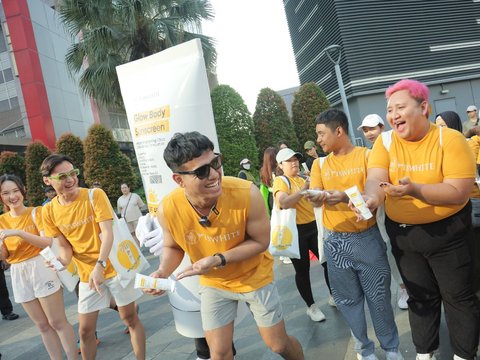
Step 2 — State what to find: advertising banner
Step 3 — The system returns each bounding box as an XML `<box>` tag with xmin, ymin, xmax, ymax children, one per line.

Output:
<box><xmin>116</xmin><ymin>39</ymin><xmax>219</xmax><ymax>214</ymax></box>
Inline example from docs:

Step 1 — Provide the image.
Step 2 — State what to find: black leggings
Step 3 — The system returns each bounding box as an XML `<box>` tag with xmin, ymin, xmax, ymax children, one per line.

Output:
<box><xmin>291</xmin><ymin>221</ymin><xmax>331</xmax><ymax>307</ymax></box>
<box><xmin>194</xmin><ymin>338</ymin><xmax>236</xmax><ymax>359</ymax></box>
<box><xmin>0</xmin><ymin>268</ymin><xmax>13</xmax><ymax>316</ymax></box>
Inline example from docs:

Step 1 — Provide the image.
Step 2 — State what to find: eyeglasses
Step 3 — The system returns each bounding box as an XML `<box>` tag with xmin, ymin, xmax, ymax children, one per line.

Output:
<box><xmin>48</xmin><ymin>168</ymin><xmax>80</xmax><ymax>181</ymax></box>
<box><xmin>176</xmin><ymin>153</ymin><xmax>223</xmax><ymax>180</ymax></box>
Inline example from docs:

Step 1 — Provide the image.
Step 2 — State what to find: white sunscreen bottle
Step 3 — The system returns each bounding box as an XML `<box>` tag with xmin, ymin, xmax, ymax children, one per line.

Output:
<box><xmin>134</xmin><ymin>273</ymin><xmax>176</xmax><ymax>292</ymax></box>
<box><xmin>345</xmin><ymin>185</ymin><xmax>373</xmax><ymax>220</ymax></box>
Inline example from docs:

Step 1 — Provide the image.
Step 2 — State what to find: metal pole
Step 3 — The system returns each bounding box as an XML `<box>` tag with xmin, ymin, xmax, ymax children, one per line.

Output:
<box><xmin>333</xmin><ymin>63</ymin><xmax>355</xmax><ymax>144</ymax></box>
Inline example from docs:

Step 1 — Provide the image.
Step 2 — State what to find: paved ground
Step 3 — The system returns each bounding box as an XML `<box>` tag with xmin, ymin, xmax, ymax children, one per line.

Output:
<box><xmin>0</xmin><ymin>249</ymin><xmax>478</xmax><ymax>360</ymax></box>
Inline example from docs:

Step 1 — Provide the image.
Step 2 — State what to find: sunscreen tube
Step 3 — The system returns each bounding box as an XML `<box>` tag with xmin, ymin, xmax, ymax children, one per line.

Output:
<box><xmin>134</xmin><ymin>273</ymin><xmax>176</xmax><ymax>292</ymax></box>
<box><xmin>40</xmin><ymin>246</ymin><xmax>65</xmax><ymax>271</ymax></box>
<box><xmin>345</xmin><ymin>185</ymin><xmax>373</xmax><ymax>220</ymax></box>
<box><xmin>301</xmin><ymin>189</ymin><xmax>325</xmax><ymax>196</ymax></box>
<box><xmin>301</xmin><ymin>163</ymin><xmax>309</xmax><ymax>172</ymax></box>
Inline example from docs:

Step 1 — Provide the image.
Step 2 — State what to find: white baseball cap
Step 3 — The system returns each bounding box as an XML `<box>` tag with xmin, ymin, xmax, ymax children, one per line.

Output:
<box><xmin>239</xmin><ymin>158</ymin><xmax>250</xmax><ymax>165</ymax></box>
<box><xmin>276</xmin><ymin>148</ymin><xmax>302</xmax><ymax>163</ymax></box>
<box><xmin>357</xmin><ymin>114</ymin><xmax>385</xmax><ymax>130</ymax></box>
<box><xmin>466</xmin><ymin>105</ymin><xmax>477</xmax><ymax>112</ymax></box>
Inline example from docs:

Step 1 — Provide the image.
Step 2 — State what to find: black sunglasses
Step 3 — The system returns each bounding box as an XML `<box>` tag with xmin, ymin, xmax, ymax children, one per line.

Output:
<box><xmin>176</xmin><ymin>153</ymin><xmax>223</xmax><ymax>180</ymax></box>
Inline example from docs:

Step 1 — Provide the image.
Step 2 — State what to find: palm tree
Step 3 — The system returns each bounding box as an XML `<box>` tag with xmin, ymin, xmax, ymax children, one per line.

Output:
<box><xmin>57</xmin><ymin>0</ymin><xmax>216</xmax><ymax>108</ymax></box>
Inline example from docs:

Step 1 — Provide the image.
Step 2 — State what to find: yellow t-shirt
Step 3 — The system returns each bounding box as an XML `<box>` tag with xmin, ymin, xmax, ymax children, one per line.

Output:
<box><xmin>368</xmin><ymin>124</ymin><xmax>476</xmax><ymax>224</ymax></box>
<box><xmin>0</xmin><ymin>207</ymin><xmax>42</xmax><ymax>264</ymax></box>
<box><xmin>272</xmin><ymin>175</ymin><xmax>315</xmax><ymax>224</ymax></box>
<box><xmin>310</xmin><ymin>147</ymin><xmax>376</xmax><ymax>233</ymax></box>
<box><xmin>467</xmin><ymin>135</ymin><xmax>480</xmax><ymax>198</ymax></box>
<box><xmin>162</xmin><ymin>176</ymin><xmax>273</xmax><ymax>293</ymax></box>
<box><xmin>42</xmin><ymin>188</ymin><xmax>116</xmax><ymax>282</ymax></box>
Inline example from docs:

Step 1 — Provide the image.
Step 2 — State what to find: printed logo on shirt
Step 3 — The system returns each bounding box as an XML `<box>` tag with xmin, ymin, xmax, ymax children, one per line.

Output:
<box><xmin>389</xmin><ymin>159</ymin><xmax>435</xmax><ymax>173</ymax></box>
<box><xmin>57</xmin><ymin>215</ymin><xmax>94</xmax><ymax>234</ymax></box>
<box><xmin>322</xmin><ymin>167</ymin><xmax>365</xmax><ymax>180</ymax></box>
<box><xmin>184</xmin><ymin>230</ymin><xmax>241</xmax><ymax>245</ymax></box>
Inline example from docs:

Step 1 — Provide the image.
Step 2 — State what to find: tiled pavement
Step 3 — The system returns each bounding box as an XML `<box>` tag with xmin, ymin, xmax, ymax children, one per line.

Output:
<box><xmin>0</xmin><ymin>249</ymin><xmax>478</xmax><ymax>360</ymax></box>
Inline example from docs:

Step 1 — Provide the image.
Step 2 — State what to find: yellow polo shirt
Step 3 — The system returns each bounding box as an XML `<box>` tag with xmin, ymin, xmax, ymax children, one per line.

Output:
<box><xmin>467</xmin><ymin>135</ymin><xmax>480</xmax><ymax>198</ymax></box>
<box><xmin>310</xmin><ymin>146</ymin><xmax>376</xmax><ymax>233</ymax></box>
<box><xmin>272</xmin><ymin>175</ymin><xmax>315</xmax><ymax>224</ymax></box>
<box><xmin>0</xmin><ymin>207</ymin><xmax>42</xmax><ymax>264</ymax></box>
<box><xmin>42</xmin><ymin>188</ymin><xmax>116</xmax><ymax>282</ymax></box>
<box><xmin>368</xmin><ymin>124</ymin><xmax>475</xmax><ymax>224</ymax></box>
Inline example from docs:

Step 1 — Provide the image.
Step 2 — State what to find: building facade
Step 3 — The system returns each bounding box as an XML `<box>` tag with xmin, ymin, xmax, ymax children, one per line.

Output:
<box><xmin>283</xmin><ymin>0</ymin><xmax>480</xmax><ymax>143</ymax></box>
<box><xmin>0</xmin><ymin>0</ymin><xmax>133</xmax><ymax>152</ymax></box>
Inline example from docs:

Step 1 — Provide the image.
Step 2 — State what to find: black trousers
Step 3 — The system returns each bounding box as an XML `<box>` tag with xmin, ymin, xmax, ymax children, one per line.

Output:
<box><xmin>291</xmin><ymin>221</ymin><xmax>331</xmax><ymax>306</ymax></box>
<box><xmin>0</xmin><ymin>267</ymin><xmax>13</xmax><ymax>316</ymax></box>
<box><xmin>386</xmin><ymin>202</ymin><xmax>480</xmax><ymax>359</ymax></box>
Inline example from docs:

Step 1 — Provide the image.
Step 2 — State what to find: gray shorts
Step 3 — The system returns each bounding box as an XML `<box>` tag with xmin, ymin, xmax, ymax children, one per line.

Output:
<box><xmin>199</xmin><ymin>282</ymin><xmax>283</xmax><ymax>331</ymax></box>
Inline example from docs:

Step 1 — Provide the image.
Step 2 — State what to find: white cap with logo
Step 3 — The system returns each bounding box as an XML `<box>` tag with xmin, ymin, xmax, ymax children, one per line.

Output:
<box><xmin>357</xmin><ymin>114</ymin><xmax>385</xmax><ymax>130</ymax></box>
<box><xmin>276</xmin><ymin>148</ymin><xmax>302</xmax><ymax>163</ymax></box>
<box><xmin>466</xmin><ymin>105</ymin><xmax>477</xmax><ymax>112</ymax></box>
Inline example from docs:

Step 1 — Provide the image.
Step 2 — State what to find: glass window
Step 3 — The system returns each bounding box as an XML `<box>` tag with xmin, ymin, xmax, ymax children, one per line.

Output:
<box><xmin>3</xmin><ymin>68</ymin><xmax>13</xmax><ymax>82</ymax></box>
<box><xmin>0</xmin><ymin>71</ymin><xmax>4</xmax><ymax>84</ymax></box>
<box><xmin>0</xmin><ymin>99</ymin><xmax>10</xmax><ymax>112</ymax></box>
<box><xmin>0</xmin><ymin>28</ymin><xmax>6</xmax><ymax>53</ymax></box>
<box><xmin>10</xmin><ymin>96</ymin><xmax>18</xmax><ymax>108</ymax></box>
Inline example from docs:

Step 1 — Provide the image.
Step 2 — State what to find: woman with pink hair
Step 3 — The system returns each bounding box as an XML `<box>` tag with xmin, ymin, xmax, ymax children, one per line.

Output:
<box><xmin>363</xmin><ymin>79</ymin><xmax>479</xmax><ymax>360</ymax></box>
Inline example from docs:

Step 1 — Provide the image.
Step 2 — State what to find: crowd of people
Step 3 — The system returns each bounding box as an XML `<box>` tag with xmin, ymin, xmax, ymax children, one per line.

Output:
<box><xmin>0</xmin><ymin>78</ymin><xmax>479</xmax><ymax>360</ymax></box>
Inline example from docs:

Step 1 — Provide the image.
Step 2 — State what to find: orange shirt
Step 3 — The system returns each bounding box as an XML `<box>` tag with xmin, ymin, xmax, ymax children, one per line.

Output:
<box><xmin>272</xmin><ymin>175</ymin><xmax>315</xmax><ymax>224</ymax></box>
<box><xmin>42</xmin><ymin>188</ymin><xmax>116</xmax><ymax>282</ymax></box>
<box><xmin>0</xmin><ymin>207</ymin><xmax>42</xmax><ymax>264</ymax></box>
<box><xmin>162</xmin><ymin>176</ymin><xmax>273</xmax><ymax>292</ymax></box>
<box><xmin>368</xmin><ymin>124</ymin><xmax>476</xmax><ymax>224</ymax></box>
<box><xmin>310</xmin><ymin>147</ymin><xmax>376</xmax><ymax>233</ymax></box>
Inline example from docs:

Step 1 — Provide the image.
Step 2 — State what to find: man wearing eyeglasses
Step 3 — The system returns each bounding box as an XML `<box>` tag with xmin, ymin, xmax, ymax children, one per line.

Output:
<box><xmin>40</xmin><ymin>154</ymin><xmax>145</xmax><ymax>360</ymax></box>
<box><xmin>145</xmin><ymin>132</ymin><xmax>304</xmax><ymax>360</ymax></box>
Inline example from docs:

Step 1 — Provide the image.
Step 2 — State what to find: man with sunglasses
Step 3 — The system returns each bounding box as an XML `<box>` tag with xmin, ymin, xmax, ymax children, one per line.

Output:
<box><xmin>40</xmin><ymin>154</ymin><xmax>145</xmax><ymax>360</ymax></box>
<box><xmin>145</xmin><ymin>132</ymin><xmax>304</xmax><ymax>360</ymax></box>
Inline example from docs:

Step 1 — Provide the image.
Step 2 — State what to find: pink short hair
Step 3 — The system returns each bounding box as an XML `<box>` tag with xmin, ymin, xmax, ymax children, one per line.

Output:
<box><xmin>385</xmin><ymin>79</ymin><xmax>429</xmax><ymax>103</ymax></box>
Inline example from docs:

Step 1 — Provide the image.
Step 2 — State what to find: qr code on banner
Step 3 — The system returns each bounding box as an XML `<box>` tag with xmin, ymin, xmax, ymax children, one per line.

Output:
<box><xmin>149</xmin><ymin>175</ymin><xmax>163</xmax><ymax>184</ymax></box>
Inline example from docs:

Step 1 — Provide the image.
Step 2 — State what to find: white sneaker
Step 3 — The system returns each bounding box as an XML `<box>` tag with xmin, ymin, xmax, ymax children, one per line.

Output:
<box><xmin>416</xmin><ymin>354</ymin><xmax>437</xmax><ymax>360</ymax></box>
<box><xmin>328</xmin><ymin>295</ymin><xmax>337</xmax><ymax>307</ymax></box>
<box><xmin>306</xmin><ymin>303</ymin><xmax>326</xmax><ymax>322</ymax></box>
<box><xmin>398</xmin><ymin>288</ymin><xmax>409</xmax><ymax>310</ymax></box>
<box><xmin>386</xmin><ymin>350</ymin><xmax>404</xmax><ymax>360</ymax></box>
<box><xmin>356</xmin><ymin>354</ymin><xmax>378</xmax><ymax>360</ymax></box>
<box><xmin>283</xmin><ymin>257</ymin><xmax>292</xmax><ymax>264</ymax></box>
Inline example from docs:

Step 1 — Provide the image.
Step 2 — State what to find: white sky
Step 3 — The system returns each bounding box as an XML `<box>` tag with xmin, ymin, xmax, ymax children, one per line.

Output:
<box><xmin>202</xmin><ymin>0</ymin><xmax>300</xmax><ymax>113</ymax></box>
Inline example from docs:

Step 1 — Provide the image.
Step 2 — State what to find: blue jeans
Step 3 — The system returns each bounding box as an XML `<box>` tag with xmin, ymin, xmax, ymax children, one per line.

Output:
<box><xmin>325</xmin><ymin>225</ymin><xmax>399</xmax><ymax>357</ymax></box>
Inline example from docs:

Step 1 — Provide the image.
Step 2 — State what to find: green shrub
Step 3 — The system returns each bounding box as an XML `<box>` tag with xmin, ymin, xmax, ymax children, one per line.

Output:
<box><xmin>25</xmin><ymin>141</ymin><xmax>51</xmax><ymax>206</ymax></box>
<box><xmin>211</xmin><ymin>85</ymin><xmax>258</xmax><ymax>177</ymax></box>
<box><xmin>253</xmin><ymin>88</ymin><xmax>299</xmax><ymax>158</ymax></box>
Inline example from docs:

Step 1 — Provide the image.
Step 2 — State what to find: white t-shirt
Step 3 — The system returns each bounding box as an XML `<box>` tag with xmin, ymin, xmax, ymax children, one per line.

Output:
<box><xmin>117</xmin><ymin>193</ymin><xmax>145</xmax><ymax>222</ymax></box>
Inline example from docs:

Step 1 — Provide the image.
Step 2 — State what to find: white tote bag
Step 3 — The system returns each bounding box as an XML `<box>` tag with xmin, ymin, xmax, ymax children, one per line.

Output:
<box><xmin>269</xmin><ymin>201</ymin><xmax>300</xmax><ymax>259</ymax></box>
<box><xmin>313</xmin><ymin>207</ymin><xmax>326</xmax><ymax>263</ymax></box>
<box><xmin>31</xmin><ymin>208</ymin><xmax>79</xmax><ymax>292</ymax></box>
<box><xmin>88</xmin><ymin>189</ymin><xmax>150</xmax><ymax>287</ymax></box>
<box><xmin>50</xmin><ymin>239</ymin><xmax>80</xmax><ymax>292</ymax></box>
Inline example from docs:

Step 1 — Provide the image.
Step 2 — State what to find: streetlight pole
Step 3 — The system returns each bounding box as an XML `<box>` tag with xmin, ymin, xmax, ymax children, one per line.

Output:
<box><xmin>324</xmin><ymin>45</ymin><xmax>356</xmax><ymax>144</ymax></box>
